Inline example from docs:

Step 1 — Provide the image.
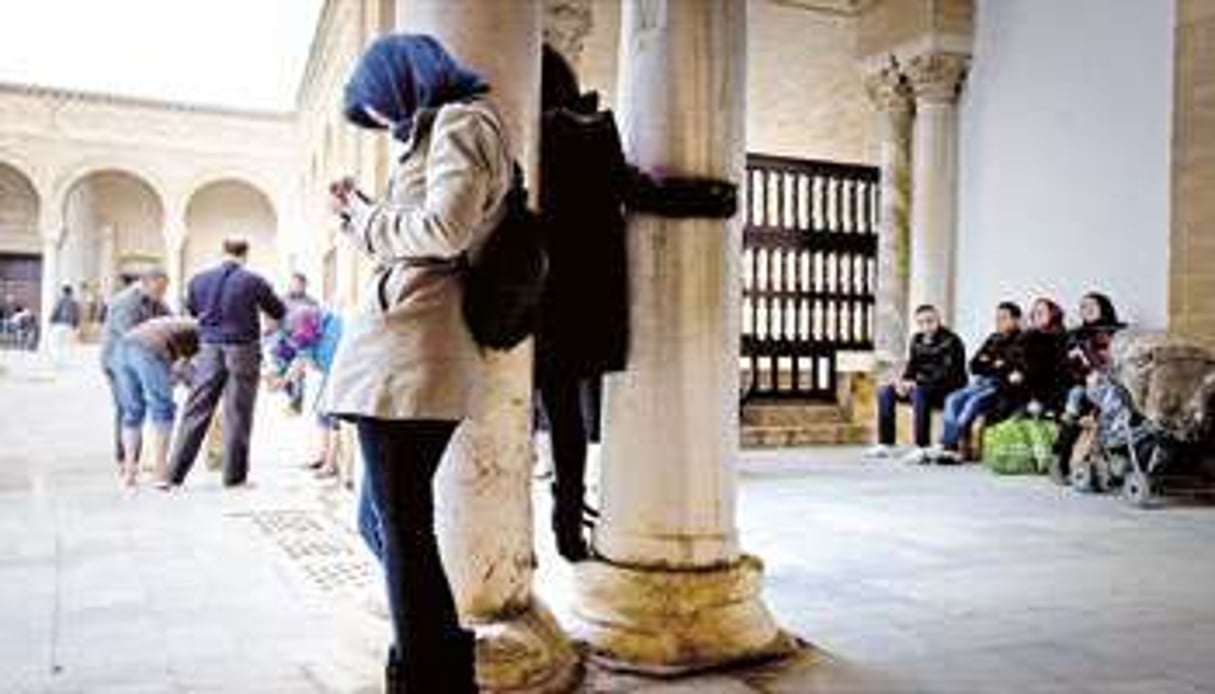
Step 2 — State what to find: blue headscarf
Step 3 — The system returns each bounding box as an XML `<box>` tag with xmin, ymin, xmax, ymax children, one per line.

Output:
<box><xmin>344</xmin><ymin>34</ymin><xmax>488</xmax><ymax>142</ymax></box>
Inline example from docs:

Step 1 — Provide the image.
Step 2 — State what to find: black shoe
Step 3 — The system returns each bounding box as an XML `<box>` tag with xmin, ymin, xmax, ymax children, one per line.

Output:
<box><xmin>385</xmin><ymin>646</ymin><xmax>404</xmax><ymax>694</ymax></box>
<box><xmin>552</xmin><ymin>484</ymin><xmax>591</xmax><ymax>562</ymax></box>
<box><xmin>445</xmin><ymin>629</ymin><xmax>478</xmax><ymax>693</ymax></box>
<box><xmin>555</xmin><ymin>527</ymin><xmax>590</xmax><ymax>562</ymax></box>
<box><xmin>401</xmin><ymin>630</ymin><xmax>478</xmax><ymax>693</ymax></box>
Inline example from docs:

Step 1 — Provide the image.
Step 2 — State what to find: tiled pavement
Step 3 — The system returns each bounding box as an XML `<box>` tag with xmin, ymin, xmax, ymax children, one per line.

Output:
<box><xmin>3</xmin><ymin>347</ymin><xmax>1215</xmax><ymax>693</ymax></box>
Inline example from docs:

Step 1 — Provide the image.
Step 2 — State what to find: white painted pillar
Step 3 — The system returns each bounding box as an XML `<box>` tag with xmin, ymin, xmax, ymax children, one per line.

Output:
<box><xmin>38</xmin><ymin>237</ymin><xmax>59</xmax><ymax>351</ymax></box>
<box><xmin>906</xmin><ymin>52</ymin><xmax>968</xmax><ymax>324</ymax></box>
<box><xmin>573</xmin><ymin>0</ymin><xmax>794</xmax><ymax>673</ymax></box>
<box><xmin>164</xmin><ymin>215</ymin><xmax>188</xmax><ymax>312</ymax></box>
<box><xmin>36</xmin><ymin>205</ymin><xmax>63</xmax><ymax>351</ymax></box>
<box><xmin>865</xmin><ymin>64</ymin><xmax>915</xmax><ymax>368</ymax></box>
<box><xmin>394</xmin><ymin>2</ymin><xmax>580</xmax><ymax>691</ymax></box>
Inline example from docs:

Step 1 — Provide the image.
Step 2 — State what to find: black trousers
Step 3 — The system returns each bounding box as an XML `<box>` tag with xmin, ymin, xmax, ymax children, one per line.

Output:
<box><xmin>537</xmin><ymin>367</ymin><xmax>596</xmax><ymax>559</ymax></box>
<box><xmin>355</xmin><ymin>418</ymin><xmax>476</xmax><ymax>693</ymax></box>
<box><xmin>168</xmin><ymin>343</ymin><xmax>261</xmax><ymax>486</ymax></box>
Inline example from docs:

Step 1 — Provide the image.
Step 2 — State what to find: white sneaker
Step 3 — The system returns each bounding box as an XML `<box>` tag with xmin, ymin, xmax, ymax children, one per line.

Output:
<box><xmin>901</xmin><ymin>447</ymin><xmax>928</xmax><ymax>465</ymax></box>
<box><xmin>935</xmin><ymin>448</ymin><xmax>963</xmax><ymax>464</ymax></box>
<box><xmin>864</xmin><ymin>444</ymin><xmax>894</xmax><ymax>459</ymax></box>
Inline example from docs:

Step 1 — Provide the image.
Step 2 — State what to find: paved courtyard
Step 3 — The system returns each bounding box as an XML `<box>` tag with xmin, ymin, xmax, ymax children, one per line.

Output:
<box><xmin>3</xmin><ymin>347</ymin><xmax>1215</xmax><ymax>693</ymax></box>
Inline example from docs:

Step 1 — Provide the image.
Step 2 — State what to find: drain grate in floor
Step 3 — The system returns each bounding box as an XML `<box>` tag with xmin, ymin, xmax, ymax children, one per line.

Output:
<box><xmin>242</xmin><ymin>509</ymin><xmax>375</xmax><ymax>594</ymax></box>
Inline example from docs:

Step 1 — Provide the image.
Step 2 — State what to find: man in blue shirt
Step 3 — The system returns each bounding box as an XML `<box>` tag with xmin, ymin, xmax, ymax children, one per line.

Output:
<box><xmin>167</xmin><ymin>239</ymin><xmax>286</xmax><ymax>488</ymax></box>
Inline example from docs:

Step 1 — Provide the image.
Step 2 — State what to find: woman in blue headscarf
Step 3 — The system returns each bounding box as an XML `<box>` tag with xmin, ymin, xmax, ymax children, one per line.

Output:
<box><xmin>325</xmin><ymin>34</ymin><xmax>511</xmax><ymax>694</ymax></box>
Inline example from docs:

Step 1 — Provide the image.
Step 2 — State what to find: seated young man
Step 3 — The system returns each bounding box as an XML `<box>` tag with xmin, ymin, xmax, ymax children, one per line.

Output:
<box><xmin>929</xmin><ymin>301</ymin><xmax>1024</xmax><ymax>463</ymax></box>
<box><xmin>868</xmin><ymin>304</ymin><xmax>968</xmax><ymax>463</ymax></box>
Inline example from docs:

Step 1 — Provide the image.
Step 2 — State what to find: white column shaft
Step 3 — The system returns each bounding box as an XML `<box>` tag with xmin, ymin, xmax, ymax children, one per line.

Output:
<box><xmin>398</xmin><ymin>0</ymin><xmax>540</xmax><ymax>620</ymax></box>
<box><xmin>909</xmin><ymin>98</ymin><xmax>960</xmax><ymax>322</ymax></box>
<box><xmin>596</xmin><ymin>0</ymin><xmax>746</xmax><ymax>569</ymax></box>
<box><xmin>38</xmin><ymin>238</ymin><xmax>59</xmax><ymax>346</ymax></box>
<box><xmin>393</xmin><ymin>3</ymin><xmax>579</xmax><ymax>690</ymax></box>
<box><xmin>574</xmin><ymin>0</ymin><xmax>792</xmax><ymax>674</ymax></box>
<box><xmin>866</xmin><ymin>69</ymin><xmax>914</xmax><ymax>367</ymax></box>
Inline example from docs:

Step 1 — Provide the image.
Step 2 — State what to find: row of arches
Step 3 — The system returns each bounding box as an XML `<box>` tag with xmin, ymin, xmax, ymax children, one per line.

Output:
<box><xmin>0</xmin><ymin>160</ymin><xmax>279</xmax><ymax>319</ymax></box>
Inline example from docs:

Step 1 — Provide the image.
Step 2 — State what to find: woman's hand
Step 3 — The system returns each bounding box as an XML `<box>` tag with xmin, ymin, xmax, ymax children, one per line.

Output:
<box><xmin>328</xmin><ymin>177</ymin><xmax>358</xmax><ymax>220</ymax></box>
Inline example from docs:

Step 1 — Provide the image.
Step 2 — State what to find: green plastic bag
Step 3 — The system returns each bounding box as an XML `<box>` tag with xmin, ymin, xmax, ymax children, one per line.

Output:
<box><xmin>983</xmin><ymin>418</ymin><xmax>1059</xmax><ymax>475</ymax></box>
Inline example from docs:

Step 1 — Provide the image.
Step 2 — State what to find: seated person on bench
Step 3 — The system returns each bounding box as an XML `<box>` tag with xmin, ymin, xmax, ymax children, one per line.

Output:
<box><xmin>930</xmin><ymin>301</ymin><xmax>1024</xmax><ymax>463</ymax></box>
<box><xmin>867</xmin><ymin>304</ymin><xmax>967</xmax><ymax>464</ymax></box>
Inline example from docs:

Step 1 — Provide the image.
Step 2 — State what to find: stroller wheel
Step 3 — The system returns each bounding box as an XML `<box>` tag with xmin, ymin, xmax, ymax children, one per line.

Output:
<box><xmin>1122</xmin><ymin>470</ymin><xmax>1157</xmax><ymax>509</ymax></box>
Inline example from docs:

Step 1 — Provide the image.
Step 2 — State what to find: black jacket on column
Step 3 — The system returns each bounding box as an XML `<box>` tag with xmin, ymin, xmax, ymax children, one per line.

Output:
<box><xmin>536</xmin><ymin>105</ymin><xmax>631</xmax><ymax>379</ymax></box>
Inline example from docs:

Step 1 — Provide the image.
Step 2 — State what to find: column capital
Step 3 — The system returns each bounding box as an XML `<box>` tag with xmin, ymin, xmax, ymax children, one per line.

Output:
<box><xmin>543</xmin><ymin>0</ymin><xmax>593</xmax><ymax>66</ymax></box>
<box><xmin>905</xmin><ymin>51</ymin><xmax>970</xmax><ymax>104</ymax></box>
<box><xmin>863</xmin><ymin>64</ymin><xmax>914</xmax><ymax>117</ymax></box>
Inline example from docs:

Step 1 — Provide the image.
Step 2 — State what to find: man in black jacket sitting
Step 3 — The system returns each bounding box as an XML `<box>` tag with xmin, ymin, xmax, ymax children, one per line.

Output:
<box><xmin>930</xmin><ymin>301</ymin><xmax>1024</xmax><ymax>463</ymax></box>
<box><xmin>867</xmin><ymin>304</ymin><xmax>968</xmax><ymax>464</ymax></box>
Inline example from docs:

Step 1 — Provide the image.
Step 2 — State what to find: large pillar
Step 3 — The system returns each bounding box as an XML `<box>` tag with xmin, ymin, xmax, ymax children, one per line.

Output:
<box><xmin>906</xmin><ymin>52</ymin><xmax>968</xmax><ymax>324</ymax></box>
<box><xmin>573</xmin><ymin>0</ymin><xmax>794</xmax><ymax>673</ymax></box>
<box><xmin>394</xmin><ymin>2</ymin><xmax>580</xmax><ymax>692</ymax></box>
<box><xmin>865</xmin><ymin>63</ymin><xmax>915</xmax><ymax>369</ymax></box>
<box><xmin>38</xmin><ymin>239</ymin><xmax>59</xmax><ymax>351</ymax></box>
<box><xmin>37</xmin><ymin>207</ymin><xmax>62</xmax><ymax>352</ymax></box>
<box><xmin>164</xmin><ymin>213</ymin><xmax>188</xmax><ymax>312</ymax></box>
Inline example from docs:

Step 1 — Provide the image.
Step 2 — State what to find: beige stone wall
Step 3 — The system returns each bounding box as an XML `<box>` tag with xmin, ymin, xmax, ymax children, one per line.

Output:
<box><xmin>747</xmin><ymin>0</ymin><xmax>874</xmax><ymax>162</ymax></box>
<box><xmin>577</xmin><ymin>0</ymin><xmax>875</xmax><ymax>164</ymax></box>
<box><xmin>183</xmin><ymin>181</ymin><xmax>278</xmax><ymax>278</ymax></box>
<box><xmin>857</xmin><ymin>0</ymin><xmax>932</xmax><ymax>62</ymax></box>
<box><xmin>1170</xmin><ymin>0</ymin><xmax>1215</xmax><ymax>350</ymax></box>
<box><xmin>0</xmin><ymin>163</ymin><xmax>39</xmax><ymax>254</ymax></box>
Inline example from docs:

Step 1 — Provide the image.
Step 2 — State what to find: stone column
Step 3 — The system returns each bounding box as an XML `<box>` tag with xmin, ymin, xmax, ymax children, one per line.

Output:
<box><xmin>573</xmin><ymin>0</ymin><xmax>794</xmax><ymax>673</ymax></box>
<box><xmin>906</xmin><ymin>51</ymin><xmax>968</xmax><ymax>324</ymax></box>
<box><xmin>164</xmin><ymin>218</ymin><xmax>188</xmax><ymax>312</ymax></box>
<box><xmin>36</xmin><ymin>206</ymin><xmax>61</xmax><ymax>350</ymax></box>
<box><xmin>38</xmin><ymin>239</ymin><xmax>59</xmax><ymax>350</ymax></box>
<box><xmin>865</xmin><ymin>63</ymin><xmax>915</xmax><ymax>369</ymax></box>
<box><xmin>394</xmin><ymin>2</ymin><xmax>580</xmax><ymax>692</ymax></box>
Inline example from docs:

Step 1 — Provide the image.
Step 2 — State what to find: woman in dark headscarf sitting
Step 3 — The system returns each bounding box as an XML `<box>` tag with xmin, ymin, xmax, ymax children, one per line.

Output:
<box><xmin>325</xmin><ymin>34</ymin><xmax>512</xmax><ymax>693</ymax></box>
<box><xmin>1063</xmin><ymin>292</ymin><xmax>1125</xmax><ymax>387</ymax></box>
<box><xmin>1051</xmin><ymin>291</ymin><xmax>1128</xmax><ymax>483</ymax></box>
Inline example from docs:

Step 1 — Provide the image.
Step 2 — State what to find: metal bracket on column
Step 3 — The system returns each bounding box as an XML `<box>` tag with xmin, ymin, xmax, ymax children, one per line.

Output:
<box><xmin>628</xmin><ymin>174</ymin><xmax>738</xmax><ymax>219</ymax></box>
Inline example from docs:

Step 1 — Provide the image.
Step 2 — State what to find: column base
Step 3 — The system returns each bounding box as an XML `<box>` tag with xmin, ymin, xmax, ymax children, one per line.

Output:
<box><xmin>573</xmin><ymin>554</ymin><xmax>798</xmax><ymax>675</ymax></box>
<box><xmin>476</xmin><ymin>596</ymin><xmax>583</xmax><ymax>693</ymax></box>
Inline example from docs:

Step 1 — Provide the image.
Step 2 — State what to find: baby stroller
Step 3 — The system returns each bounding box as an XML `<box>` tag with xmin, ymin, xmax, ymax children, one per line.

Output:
<box><xmin>1067</xmin><ymin>332</ymin><xmax>1215</xmax><ymax>508</ymax></box>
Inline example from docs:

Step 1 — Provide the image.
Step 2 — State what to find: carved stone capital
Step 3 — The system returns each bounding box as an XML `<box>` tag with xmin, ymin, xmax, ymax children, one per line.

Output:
<box><xmin>543</xmin><ymin>0</ymin><xmax>594</xmax><ymax>66</ymax></box>
<box><xmin>905</xmin><ymin>52</ymin><xmax>970</xmax><ymax>104</ymax></box>
<box><xmin>864</xmin><ymin>64</ymin><xmax>914</xmax><ymax>117</ymax></box>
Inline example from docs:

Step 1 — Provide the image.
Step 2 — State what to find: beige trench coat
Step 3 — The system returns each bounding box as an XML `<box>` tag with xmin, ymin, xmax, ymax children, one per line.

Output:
<box><xmin>325</xmin><ymin>99</ymin><xmax>512</xmax><ymax>421</ymax></box>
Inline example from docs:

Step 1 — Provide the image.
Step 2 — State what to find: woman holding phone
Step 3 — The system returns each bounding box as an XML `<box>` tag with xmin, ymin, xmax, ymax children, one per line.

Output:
<box><xmin>324</xmin><ymin>34</ymin><xmax>511</xmax><ymax>693</ymax></box>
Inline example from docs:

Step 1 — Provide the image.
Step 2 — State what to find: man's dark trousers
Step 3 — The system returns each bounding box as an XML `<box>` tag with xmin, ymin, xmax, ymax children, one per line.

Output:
<box><xmin>168</xmin><ymin>342</ymin><xmax>261</xmax><ymax>486</ymax></box>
